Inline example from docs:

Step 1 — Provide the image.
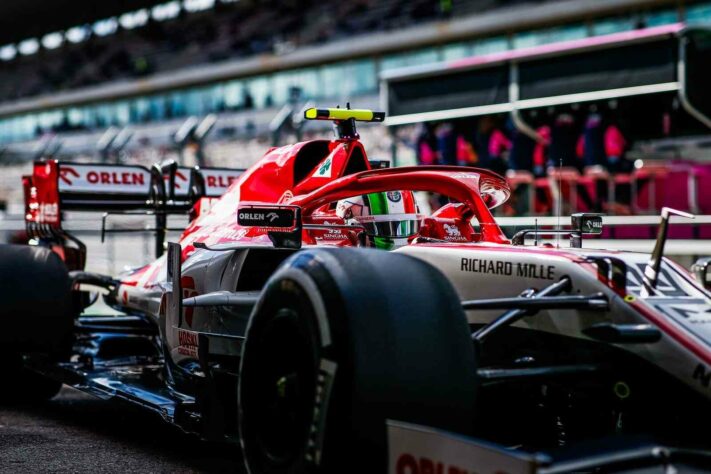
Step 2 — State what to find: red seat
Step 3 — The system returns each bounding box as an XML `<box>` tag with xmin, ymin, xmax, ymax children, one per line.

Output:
<box><xmin>505</xmin><ymin>170</ymin><xmax>535</xmax><ymax>216</ymax></box>
<box><xmin>579</xmin><ymin>165</ymin><xmax>612</xmax><ymax>213</ymax></box>
<box><xmin>632</xmin><ymin>162</ymin><xmax>668</xmax><ymax>214</ymax></box>
<box><xmin>546</xmin><ymin>167</ymin><xmax>581</xmax><ymax>215</ymax></box>
<box><xmin>693</xmin><ymin>163</ymin><xmax>711</xmax><ymax>239</ymax></box>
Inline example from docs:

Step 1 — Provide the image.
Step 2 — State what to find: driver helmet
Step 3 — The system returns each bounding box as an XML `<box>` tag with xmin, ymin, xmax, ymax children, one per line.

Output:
<box><xmin>335</xmin><ymin>191</ymin><xmax>421</xmax><ymax>250</ymax></box>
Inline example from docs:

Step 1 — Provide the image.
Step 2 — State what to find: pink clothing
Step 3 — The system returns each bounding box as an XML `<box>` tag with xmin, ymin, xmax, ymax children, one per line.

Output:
<box><xmin>576</xmin><ymin>135</ymin><xmax>584</xmax><ymax>160</ymax></box>
<box><xmin>456</xmin><ymin>135</ymin><xmax>477</xmax><ymax>164</ymax></box>
<box><xmin>488</xmin><ymin>129</ymin><xmax>512</xmax><ymax>159</ymax></box>
<box><xmin>534</xmin><ymin>125</ymin><xmax>551</xmax><ymax>167</ymax></box>
<box><xmin>419</xmin><ymin>141</ymin><xmax>437</xmax><ymax>165</ymax></box>
<box><xmin>604</xmin><ymin>125</ymin><xmax>626</xmax><ymax>157</ymax></box>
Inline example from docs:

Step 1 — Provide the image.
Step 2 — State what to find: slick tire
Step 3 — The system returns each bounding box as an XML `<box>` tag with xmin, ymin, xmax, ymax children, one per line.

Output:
<box><xmin>0</xmin><ymin>244</ymin><xmax>74</xmax><ymax>402</ymax></box>
<box><xmin>238</xmin><ymin>248</ymin><xmax>477</xmax><ymax>474</ymax></box>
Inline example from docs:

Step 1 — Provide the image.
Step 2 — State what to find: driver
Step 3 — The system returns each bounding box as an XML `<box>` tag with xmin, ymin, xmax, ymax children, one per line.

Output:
<box><xmin>335</xmin><ymin>191</ymin><xmax>422</xmax><ymax>250</ymax></box>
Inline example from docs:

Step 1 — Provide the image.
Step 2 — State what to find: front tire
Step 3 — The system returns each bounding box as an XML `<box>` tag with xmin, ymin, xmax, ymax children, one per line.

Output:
<box><xmin>238</xmin><ymin>248</ymin><xmax>477</xmax><ymax>473</ymax></box>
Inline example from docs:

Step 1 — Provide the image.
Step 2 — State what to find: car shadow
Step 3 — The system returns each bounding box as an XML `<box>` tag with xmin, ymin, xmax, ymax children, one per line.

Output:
<box><xmin>1</xmin><ymin>386</ymin><xmax>244</xmax><ymax>473</ymax></box>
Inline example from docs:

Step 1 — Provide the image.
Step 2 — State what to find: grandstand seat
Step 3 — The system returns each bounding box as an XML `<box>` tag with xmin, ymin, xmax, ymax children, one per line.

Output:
<box><xmin>533</xmin><ymin>177</ymin><xmax>552</xmax><ymax>215</ymax></box>
<box><xmin>505</xmin><ymin>169</ymin><xmax>534</xmax><ymax>216</ymax></box>
<box><xmin>580</xmin><ymin>165</ymin><xmax>612</xmax><ymax>213</ymax></box>
<box><xmin>632</xmin><ymin>162</ymin><xmax>668</xmax><ymax>214</ymax></box>
<box><xmin>546</xmin><ymin>166</ymin><xmax>580</xmax><ymax>216</ymax></box>
<box><xmin>658</xmin><ymin>163</ymin><xmax>695</xmax><ymax>238</ymax></box>
<box><xmin>693</xmin><ymin>163</ymin><xmax>711</xmax><ymax>239</ymax></box>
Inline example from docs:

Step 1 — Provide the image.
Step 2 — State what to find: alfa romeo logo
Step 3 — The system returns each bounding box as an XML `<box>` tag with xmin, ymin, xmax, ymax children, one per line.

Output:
<box><xmin>317</xmin><ymin>159</ymin><xmax>331</xmax><ymax>176</ymax></box>
<box><xmin>387</xmin><ymin>191</ymin><xmax>401</xmax><ymax>202</ymax></box>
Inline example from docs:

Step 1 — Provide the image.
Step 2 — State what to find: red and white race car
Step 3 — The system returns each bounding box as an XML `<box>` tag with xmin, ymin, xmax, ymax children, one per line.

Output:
<box><xmin>2</xmin><ymin>107</ymin><xmax>710</xmax><ymax>473</ymax></box>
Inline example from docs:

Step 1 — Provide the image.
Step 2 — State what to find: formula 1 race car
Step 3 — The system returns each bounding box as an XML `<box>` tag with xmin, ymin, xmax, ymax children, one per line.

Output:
<box><xmin>2</xmin><ymin>107</ymin><xmax>711</xmax><ymax>473</ymax></box>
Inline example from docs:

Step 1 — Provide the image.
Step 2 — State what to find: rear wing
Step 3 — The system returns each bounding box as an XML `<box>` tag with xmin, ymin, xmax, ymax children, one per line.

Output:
<box><xmin>23</xmin><ymin>160</ymin><xmax>244</xmax><ymax>245</ymax></box>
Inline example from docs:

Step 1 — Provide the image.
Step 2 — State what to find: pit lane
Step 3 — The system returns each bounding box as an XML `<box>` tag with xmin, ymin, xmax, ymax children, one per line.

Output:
<box><xmin>0</xmin><ymin>386</ymin><xmax>246</xmax><ymax>473</ymax></box>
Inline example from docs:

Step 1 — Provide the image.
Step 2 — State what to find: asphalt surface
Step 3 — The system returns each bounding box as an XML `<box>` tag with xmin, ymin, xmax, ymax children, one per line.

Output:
<box><xmin>0</xmin><ymin>386</ymin><xmax>246</xmax><ymax>473</ymax></box>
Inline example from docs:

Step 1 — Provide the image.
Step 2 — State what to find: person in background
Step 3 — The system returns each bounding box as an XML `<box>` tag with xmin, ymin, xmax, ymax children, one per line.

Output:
<box><xmin>548</xmin><ymin>113</ymin><xmax>577</xmax><ymax>169</ymax></box>
<box><xmin>488</xmin><ymin>124</ymin><xmax>511</xmax><ymax>176</ymax></box>
<box><xmin>506</xmin><ymin>126</ymin><xmax>536</xmax><ymax>215</ymax></box>
<box><xmin>605</xmin><ymin>119</ymin><xmax>633</xmax><ymax>208</ymax></box>
<box><xmin>436</xmin><ymin>123</ymin><xmax>457</xmax><ymax>166</ymax></box>
<box><xmin>576</xmin><ymin>113</ymin><xmax>606</xmax><ymax>168</ymax></box>
<box><xmin>456</xmin><ymin>131</ymin><xmax>478</xmax><ymax>166</ymax></box>
<box><xmin>576</xmin><ymin>112</ymin><xmax>608</xmax><ymax>211</ymax></box>
<box><xmin>533</xmin><ymin>124</ymin><xmax>550</xmax><ymax>177</ymax></box>
<box><xmin>416</xmin><ymin>123</ymin><xmax>439</xmax><ymax>165</ymax></box>
<box><xmin>605</xmin><ymin>121</ymin><xmax>630</xmax><ymax>174</ymax></box>
<box><xmin>473</xmin><ymin>116</ymin><xmax>494</xmax><ymax>170</ymax></box>
<box><xmin>508</xmin><ymin>119</ymin><xmax>535</xmax><ymax>174</ymax></box>
<box><xmin>549</xmin><ymin>112</ymin><xmax>598</xmax><ymax>211</ymax></box>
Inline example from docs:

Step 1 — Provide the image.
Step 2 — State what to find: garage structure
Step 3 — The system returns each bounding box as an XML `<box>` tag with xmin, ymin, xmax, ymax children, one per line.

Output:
<box><xmin>381</xmin><ymin>24</ymin><xmax>711</xmax><ymax>132</ymax></box>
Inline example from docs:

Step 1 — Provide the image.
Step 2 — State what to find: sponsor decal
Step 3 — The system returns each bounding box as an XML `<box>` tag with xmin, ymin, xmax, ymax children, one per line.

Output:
<box><xmin>27</xmin><ymin>161</ymin><xmax>61</xmax><ymax>226</ymax></box>
<box><xmin>57</xmin><ymin>164</ymin><xmax>151</xmax><ymax>194</ymax></box>
<box><xmin>209</xmin><ymin>227</ymin><xmax>248</xmax><ymax>241</ymax></box>
<box><xmin>444</xmin><ymin>224</ymin><xmax>461</xmax><ymax>237</ymax></box>
<box><xmin>626</xmin><ymin>263</ymin><xmax>686</xmax><ymax>297</ymax></box>
<box><xmin>655</xmin><ymin>300</ymin><xmax>711</xmax><ymax>352</ymax></box>
<box><xmin>314</xmin><ymin>157</ymin><xmax>332</xmax><ymax>178</ymax></box>
<box><xmin>583</xmin><ymin>217</ymin><xmax>603</xmax><ymax>234</ymax></box>
<box><xmin>178</xmin><ymin>329</ymin><xmax>199</xmax><ymax>358</ymax></box>
<box><xmin>388</xmin><ymin>421</ymin><xmax>537</xmax><ymax>474</ymax></box>
<box><xmin>171</xmin><ymin>168</ymin><xmax>243</xmax><ymax>197</ymax></box>
<box><xmin>181</xmin><ymin>276</ymin><xmax>197</xmax><ymax>327</ymax></box>
<box><xmin>202</xmin><ymin>169</ymin><xmax>242</xmax><ymax>196</ymax></box>
<box><xmin>387</xmin><ymin>191</ymin><xmax>402</xmax><ymax>203</ymax></box>
<box><xmin>662</xmin><ymin>304</ymin><xmax>711</xmax><ymax>323</ymax></box>
<box><xmin>280</xmin><ymin>190</ymin><xmax>294</xmax><ymax>203</ymax></box>
<box><xmin>58</xmin><ymin>166</ymin><xmax>80</xmax><ymax>185</ymax></box>
<box><xmin>305</xmin><ymin>359</ymin><xmax>337</xmax><ymax>466</ymax></box>
<box><xmin>394</xmin><ymin>454</ymin><xmax>473</xmax><ymax>474</ymax></box>
<box><xmin>164</xmin><ymin>169</ymin><xmax>190</xmax><ymax>197</ymax></box>
<box><xmin>451</xmin><ymin>173</ymin><xmax>478</xmax><ymax>180</ymax></box>
<box><xmin>312</xmin><ymin>222</ymin><xmax>347</xmax><ymax>241</ymax></box>
<box><xmin>460</xmin><ymin>258</ymin><xmax>555</xmax><ymax>280</ymax></box>
<box><xmin>237</xmin><ymin>207</ymin><xmax>296</xmax><ymax>229</ymax></box>
<box><xmin>197</xmin><ymin>197</ymin><xmax>218</xmax><ymax>215</ymax></box>
<box><xmin>39</xmin><ymin>203</ymin><xmax>59</xmax><ymax>223</ymax></box>
<box><xmin>206</xmin><ymin>174</ymin><xmax>237</xmax><ymax>189</ymax></box>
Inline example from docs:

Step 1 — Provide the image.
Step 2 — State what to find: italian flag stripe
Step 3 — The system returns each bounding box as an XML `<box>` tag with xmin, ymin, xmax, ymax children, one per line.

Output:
<box><xmin>366</xmin><ymin>192</ymin><xmax>388</xmax><ymax>215</ymax></box>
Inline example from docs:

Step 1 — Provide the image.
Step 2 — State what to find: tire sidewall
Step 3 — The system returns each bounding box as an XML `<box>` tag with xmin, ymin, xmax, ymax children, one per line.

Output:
<box><xmin>239</xmin><ymin>261</ymin><xmax>339</xmax><ymax>474</ymax></box>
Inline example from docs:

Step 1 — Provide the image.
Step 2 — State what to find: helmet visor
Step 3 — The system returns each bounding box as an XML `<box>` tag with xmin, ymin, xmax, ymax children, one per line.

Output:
<box><xmin>355</xmin><ymin>213</ymin><xmax>423</xmax><ymax>238</ymax></box>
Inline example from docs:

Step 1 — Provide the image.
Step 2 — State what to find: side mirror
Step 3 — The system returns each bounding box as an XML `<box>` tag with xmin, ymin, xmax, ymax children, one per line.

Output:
<box><xmin>583</xmin><ymin>323</ymin><xmax>662</xmax><ymax>344</ymax></box>
<box><xmin>237</xmin><ymin>204</ymin><xmax>302</xmax><ymax>249</ymax></box>
<box><xmin>570</xmin><ymin>213</ymin><xmax>603</xmax><ymax>248</ymax></box>
<box><xmin>692</xmin><ymin>257</ymin><xmax>711</xmax><ymax>291</ymax></box>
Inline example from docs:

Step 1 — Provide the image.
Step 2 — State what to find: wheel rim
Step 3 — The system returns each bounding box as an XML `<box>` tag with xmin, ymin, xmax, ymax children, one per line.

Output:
<box><xmin>248</xmin><ymin>308</ymin><xmax>318</xmax><ymax>466</ymax></box>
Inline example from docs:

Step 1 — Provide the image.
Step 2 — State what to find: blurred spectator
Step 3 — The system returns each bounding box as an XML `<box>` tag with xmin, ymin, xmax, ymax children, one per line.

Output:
<box><xmin>548</xmin><ymin>113</ymin><xmax>577</xmax><ymax>169</ymax></box>
<box><xmin>576</xmin><ymin>113</ymin><xmax>608</xmax><ymax>211</ymax></box>
<box><xmin>605</xmin><ymin>119</ymin><xmax>633</xmax><ymax>208</ymax></box>
<box><xmin>508</xmin><ymin>127</ymin><xmax>535</xmax><ymax>172</ymax></box>
<box><xmin>576</xmin><ymin>113</ymin><xmax>606</xmax><ymax>168</ymax></box>
<box><xmin>605</xmin><ymin>121</ymin><xmax>631</xmax><ymax>173</ymax></box>
<box><xmin>1</xmin><ymin>0</ymin><xmax>511</xmax><ymax>103</ymax></box>
<box><xmin>436</xmin><ymin>123</ymin><xmax>457</xmax><ymax>166</ymax></box>
<box><xmin>532</xmin><ymin>125</ymin><xmax>550</xmax><ymax>177</ymax></box>
<box><xmin>488</xmin><ymin>126</ymin><xmax>511</xmax><ymax>176</ymax></box>
<box><xmin>456</xmin><ymin>134</ymin><xmax>477</xmax><ymax>166</ymax></box>
<box><xmin>472</xmin><ymin>116</ymin><xmax>494</xmax><ymax>169</ymax></box>
<box><xmin>416</xmin><ymin>123</ymin><xmax>438</xmax><ymax>165</ymax></box>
